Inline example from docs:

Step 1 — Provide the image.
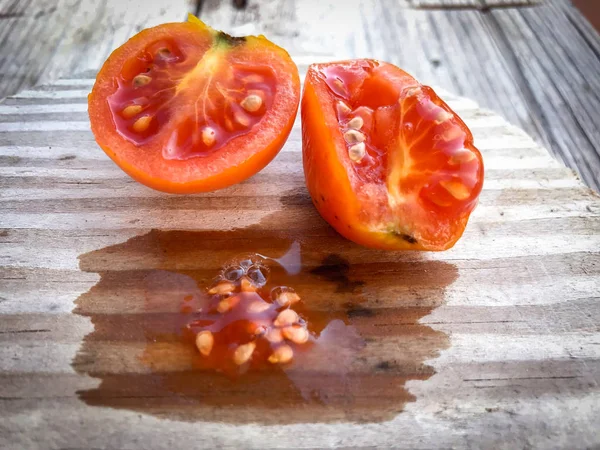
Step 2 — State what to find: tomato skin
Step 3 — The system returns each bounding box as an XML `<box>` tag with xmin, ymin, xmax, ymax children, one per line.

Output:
<box><xmin>302</xmin><ymin>60</ymin><xmax>484</xmax><ymax>251</ymax></box>
<box><xmin>88</xmin><ymin>17</ymin><xmax>300</xmax><ymax>194</ymax></box>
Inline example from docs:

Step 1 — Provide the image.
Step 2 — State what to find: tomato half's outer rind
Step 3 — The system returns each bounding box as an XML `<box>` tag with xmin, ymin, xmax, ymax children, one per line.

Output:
<box><xmin>89</xmin><ymin>15</ymin><xmax>300</xmax><ymax>193</ymax></box>
<box><xmin>301</xmin><ymin>59</ymin><xmax>484</xmax><ymax>251</ymax></box>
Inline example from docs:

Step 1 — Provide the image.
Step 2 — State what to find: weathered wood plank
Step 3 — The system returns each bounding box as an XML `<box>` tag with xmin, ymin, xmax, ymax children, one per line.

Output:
<box><xmin>0</xmin><ymin>66</ymin><xmax>599</xmax><ymax>447</ymax></box>
<box><xmin>0</xmin><ymin>0</ymin><xmax>189</xmax><ymax>99</ymax></box>
<box><xmin>0</xmin><ymin>1</ymin><xmax>600</xmax><ymax>447</ymax></box>
<box><xmin>484</xmin><ymin>3</ymin><xmax>600</xmax><ymax>192</ymax></box>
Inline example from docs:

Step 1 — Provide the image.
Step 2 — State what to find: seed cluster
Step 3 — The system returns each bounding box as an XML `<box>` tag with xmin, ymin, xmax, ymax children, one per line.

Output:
<box><xmin>189</xmin><ymin>257</ymin><xmax>309</xmax><ymax>370</ymax></box>
<box><xmin>337</xmin><ymin>101</ymin><xmax>367</xmax><ymax>163</ymax></box>
<box><xmin>114</xmin><ymin>43</ymin><xmax>271</xmax><ymax>155</ymax></box>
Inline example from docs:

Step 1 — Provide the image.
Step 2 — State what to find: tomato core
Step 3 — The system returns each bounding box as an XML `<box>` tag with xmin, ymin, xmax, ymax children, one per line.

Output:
<box><xmin>107</xmin><ymin>37</ymin><xmax>277</xmax><ymax>161</ymax></box>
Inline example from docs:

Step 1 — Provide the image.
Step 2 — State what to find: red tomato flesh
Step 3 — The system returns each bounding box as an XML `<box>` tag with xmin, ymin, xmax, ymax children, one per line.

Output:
<box><xmin>89</xmin><ymin>16</ymin><xmax>300</xmax><ymax>193</ymax></box>
<box><xmin>302</xmin><ymin>60</ymin><xmax>484</xmax><ymax>250</ymax></box>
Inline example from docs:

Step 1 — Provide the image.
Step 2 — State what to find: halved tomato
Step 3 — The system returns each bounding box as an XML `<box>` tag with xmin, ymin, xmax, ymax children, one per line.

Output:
<box><xmin>88</xmin><ymin>15</ymin><xmax>300</xmax><ymax>193</ymax></box>
<box><xmin>302</xmin><ymin>60</ymin><xmax>484</xmax><ymax>251</ymax></box>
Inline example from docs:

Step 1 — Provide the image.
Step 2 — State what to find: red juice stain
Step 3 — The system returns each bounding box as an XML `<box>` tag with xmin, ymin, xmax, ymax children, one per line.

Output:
<box><xmin>72</xmin><ymin>202</ymin><xmax>456</xmax><ymax>424</ymax></box>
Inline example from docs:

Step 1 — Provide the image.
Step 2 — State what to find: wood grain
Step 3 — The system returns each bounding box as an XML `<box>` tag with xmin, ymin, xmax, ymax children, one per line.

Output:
<box><xmin>0</xmin><ymin>62</ymin><xmax>599</xmax><ymax>447</ymax></box>
<box><xmin>0</xmin><ymin>0</ymin><xmax>190</xmax><ymax>99</ymax></box>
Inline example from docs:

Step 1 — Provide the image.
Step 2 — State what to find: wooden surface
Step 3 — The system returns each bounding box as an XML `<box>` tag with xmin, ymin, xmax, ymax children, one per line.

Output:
<box><xmin>1</xmin><ymin>1</ymin><xmax>600</xmax><ymax>449</ymax></box>
<box><xmin>1</xmin><ymin>64</ymin><xmax>600</xmax><ymax>448</ymax></box>
<box><xmin>1</xmin><ymin>0</ymin><xmax>600</xmax><ymax>191</ymax></box>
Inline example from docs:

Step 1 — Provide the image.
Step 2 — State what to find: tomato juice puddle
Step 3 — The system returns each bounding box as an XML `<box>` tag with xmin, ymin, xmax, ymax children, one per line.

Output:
<box><xmin>71</xmin><ymin>199</ymin><xmax>457</xmax><ymax>424</ymax></box>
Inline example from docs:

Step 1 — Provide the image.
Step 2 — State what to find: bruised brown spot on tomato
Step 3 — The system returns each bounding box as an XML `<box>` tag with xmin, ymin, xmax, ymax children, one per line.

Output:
<box><xmin>394</xmin><ymin>232</ymin><xmax>417</xmax><ymax>244</ymax></box>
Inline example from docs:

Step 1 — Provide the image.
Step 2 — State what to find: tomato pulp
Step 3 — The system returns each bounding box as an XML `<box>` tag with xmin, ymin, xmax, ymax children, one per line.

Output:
<box><xmin>302</xmin><ymin>60</ymin><xmax>484</xmax><ymax>251</ymax></box>
<box><xmin>88</xmin><ymin>16</ymin><xmax>300</xmax><ymax>193</ymax></box>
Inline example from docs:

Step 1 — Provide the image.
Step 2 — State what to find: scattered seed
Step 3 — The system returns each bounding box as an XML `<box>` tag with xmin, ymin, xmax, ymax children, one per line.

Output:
<box><xmin>208</xmin><ymin>280</ymin><xmax>235</xmax><ymax>295</ymax></box>
<box><xmin>343</xmin><ymin>129</ymin><xmax>366</xmax><ymax>144</ymax></box>
<box><xmin>347</xmin><ymin>116</ymin><xmax>364</xmax><ymax>130</ymax></box>
<box><xmin>243</xmin><ymin>74</ymin><xmax>264</xmax><ymax>84</ymax></box>
<box><xmin>282</xmin><ymin>324</ymin><xmax>309</xmax><ymax>344</ymax></box>
<box><xmin>157</xmin><ymin>47</ymin><xmax>171</xmax><ymax>58</ymax></box>
<box><xmin>274</xmin><ymin>309</ymin><xmax>299</xmax><ymax>327</ymax></box>
<box><xmin>268</xmin><ymin>344</ymin><xmax>293</xmax><ymax>364</ymax></box>
<box><xmin>122</xmin><ymin>104</ymin><xmax>143</xmax><ymax>119</ymax></box>
<box><xmin>233</xmin><ymin>109</ymin><xmax>251</xmax><ymax>127</ymax></box>
<box><xmin>275</xmin><ymin>290</ymin><xmax>301</xmax><ymax>307</ymax></box>
<box><xmin>217</xmin><ymin>297</ymin><xmax>239</xmax><ymax>313</ymax></box>
<box><xmin>449</xmin><ymin>148</ymin><xmax>476</xmax><ymax>165</ymax></box>
<box><xmin>248</xmin><ymin>300</ymin><xmax>270</xmax><ymax>313</ymax></box>
<box><xmin>233</xmin><ymin>342</ymin><xmax>256</xmax><ymax>365</ymax></box>
<box><xmin>202</xmin><ymin>126</ymin><xmax>216</xmax><ymax>147</ymax></box>
<box><xmin>442</xmin><ymin>126</ymin><xmax>464</xmax><ymax>142</ymax></box>
<box><xmin>265</xmin><ymin>327</ymin><xmax>284</xmax><ymax>343</ymax></box>
<box><xmin>195</xmin><ymin>331</ymin><xmax>214</xmax><ymax>356</ymax></box>
<box><xmin>241</xmin><ymin>94</ymin><xmax>263</xmax><ymax>112</ymax></box>
<box><xmin>348</xmin><ymin>142</ymin><xmax>366</xmax><ymax>162</ymax></box>
<box><xmin>217</xmin><ymin>299</ymin><xmax>231</xmax><ymax>313</ymax></box>
<box><xmin>240</xmin><ymin>276</ymin><xmax>257</xmax><ymax>292</ymax></box>
<box><xmin>404</xmin><ymin>86</ymin><xmax>422</xmax><ymax>97</ymax></box>
<box><xmin>332</xmin><ymin>78</ymin><xmax>346</xmax><ymax>94</ymax></box>
<box><xmin>132</xmin><ymin>116</ymin><xmax>152</xmax><ymax>133</ymax></box>
<box><xmin>440</xmin><ymin>179</ymin><xmax>470</xmax><ymax>200</ymax></box>
<box><xmin>133</xmin><ymin>74</ymin><xmax>151</xmax><ymax>87</ymax></box>
<box><xmin>435</xmin><ymin>110</ymin><xmax>453</xmax><ymax>124</ymax></box>
<box><xmin>336</xmin><ymin>101</ymin><xmax>352</xmax><ymax>117</ymax></box>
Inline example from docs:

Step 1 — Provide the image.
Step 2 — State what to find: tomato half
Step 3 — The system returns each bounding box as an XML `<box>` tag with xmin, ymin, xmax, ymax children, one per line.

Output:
<box><xmin>88</xmin><ymin>16</ymin><xmax>300</xmax><ymax>193</ymax></box>
<box><xmin>302</xmin><ymin>60</ymin><xmax>484</xmax><ymax>251</ymax></box>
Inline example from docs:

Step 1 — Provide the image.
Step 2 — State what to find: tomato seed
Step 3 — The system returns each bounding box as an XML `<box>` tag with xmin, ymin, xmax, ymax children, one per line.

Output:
<box><xmin>268</xmin><ymin>345</ymin><xmax>293</xmax><ymax>364</ymax></box>
<box><xmin>343</xmin><ymin>129</ymin><xmax>365</xmax><ymax>144</ymax></box>
<box><xmin>275</xmin><ymin>290</ymin><xmax>301</xmax><ymax>307</ymax></box>
<box><xmin>282</xmin><ymin>324</ymin><xmax>309</xmax><ymax>344</ymax></box>
<box><xmin>449</xmin><ymin>149</ymin><xmax>476</xmax><ymax>165</ymax></box>
<box><xmin>242</xmin><ymin>74</ymin><xmax>264</xmax><ymax>84</ymax></box>
<box><xmin>348</xmin><ymin>142</ymin><xmax>366</xmax><ymax>162</ymax></box>
<box><xmin>240</xmin><ymin>276</ymin><xmax>257</xmax><ymax>292</ymax></box>
<box><xmin>217</xmin><ymin>298</ymin><xmax>234</xmax><ymax>313</ymax></box>
<box><xmin>201</xmin><ymin>126</ymin><xmax>216</xmax><ymax>147</ymax></box>
<box><xmin>442</xmin><ymin>126</ymin><xmax>464</xmax><ymax>142</ymax></box>
<box><xmin>336</xmin><ymin>101</ymin><xmax>352</xmax><ymax>117</ymax></box>
<box><xmin>195</xmin><ymin>331</ymin><xmax>214</xmax><ymax>356</ymax></box>
<box><xmin>347</xmin><ymin>116</ymin><xmax>364</xmax><ymax>130</ymax></box>
<box><xmin>208</xmin><ymin>280</ymin><xmax>235</xmax><ymax>295</ymax></box>
<box><xmin>233</xmin><ymin>342</ymin><xmax>256</xmax><ymax>365</ymax></box>
<box><xmin>241</xmin><ymin>94</ymin><xmax>263</xmax><ymax>112</ymax></box>
<box><xmin>404</xmin><ymin>86</ymin><xmax>422</xmax><ymax>97</ymax></box>
<box><xmin>233</xmin><ymin>109</ymin><xmax>251</xmax><ymax>127</ymax></box>
<box><xmin>265</xmin><ymin>327</ymin><xmax>284</xmax><ymax>343</ymax></box>
<box><xmin>132</xmin><ymin>74</ymin><xmax>151</xmax><ymax>87</ymax></box>
<box><xmin>440</xmin><ymin>179</ymin><xmax>470</xmax><ymax>200</ymax></box>
<box><xmin>132</xmin><ymin>115</ymin><xmax>152</xmax><ymax>133</ymax></box>
<box><xmin>157</xmin><ymin>47</ymin><xmax>171</xmax><ymax>58</ymax></box>
<box><xmin>274</xmin><ymin>309</ymin><xmax>298</xmax><ymax>327</ymax></box>
<box><xmin>122</xmin><ymin>104</ymin><xmax>143</xmax><ymax>119</ymax></box>
<box><xmin>435</xmin><ymin>110</ymin><xmax>453</xmax><ymax>124</ymax></box>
